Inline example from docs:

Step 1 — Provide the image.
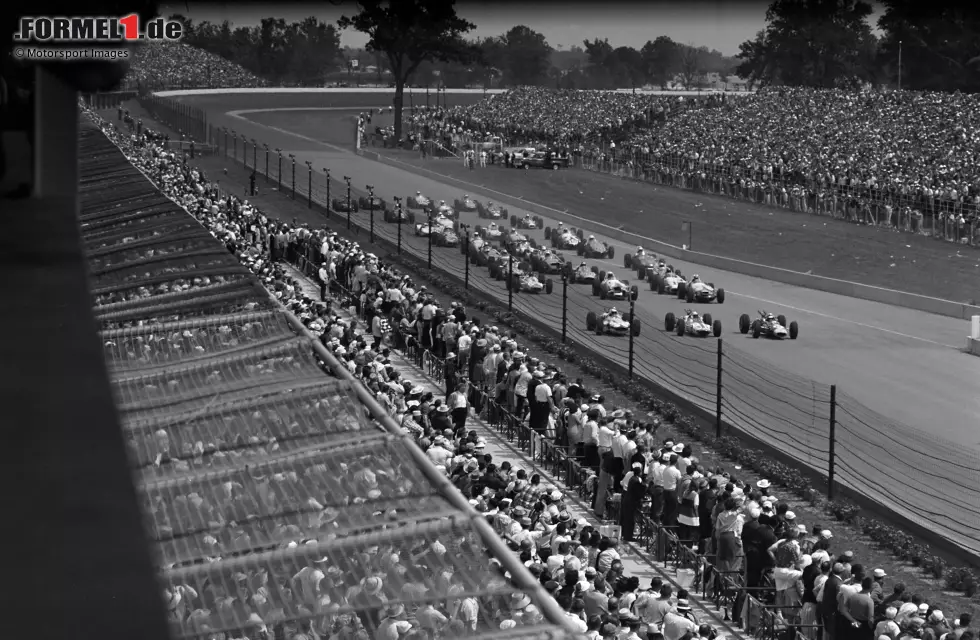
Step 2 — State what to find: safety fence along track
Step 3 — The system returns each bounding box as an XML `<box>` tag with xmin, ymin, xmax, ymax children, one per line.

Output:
<box><xmin>78</xmin><ymin>119</ymin><xmax>579</xmax><ymax>640</ymax></box>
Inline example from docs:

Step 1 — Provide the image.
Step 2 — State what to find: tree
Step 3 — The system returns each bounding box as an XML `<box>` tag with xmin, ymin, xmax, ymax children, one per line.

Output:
<box><xmin>612</xmin><ymin>46</ymin><xmax>645</xmax><ymax>91</ymax></box>
<box><xmin>641</xmin><ymin>36</ymin><xmax>679</xmax><ymax>89</ymax></box>
<box><xmin>876</xmin><ymin>1</ymin><xmax>980</xmax><ymax>92</ymax></box>
<box><xmin>678</xmin><ymin>44</ymin><xmax>705</xmax><ymax>88</ymax></box>
<box><xmin>338</xmin><ymin>0</ymin><xmax>477</xmax><ymax>141</ymax></box>
<box><xmin>500</xmin><ymin>25</ymin><xmax>552</xmax><ymax>86</ymax></box>
<box><xmin>735</xmin><ymin>0</ymin><xmax>878</xmax><ymax>89</ymax></box>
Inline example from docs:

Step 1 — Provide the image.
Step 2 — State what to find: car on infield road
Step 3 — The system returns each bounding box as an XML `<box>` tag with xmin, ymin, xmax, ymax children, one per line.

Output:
<box><xmin>522</xmin><ymin>151</ymin><xmax>571</xmax><ymax>170</ymax></box>
<box><xmin>665</xmin><ymin>310</ymin><xmax>722</xmax><ymax>338</ymax></box>
<box><xmin>740</xmin><ymin>311</ymin><xmax>799</xmax><ymax>340</ymax></box>
<box><xmin>454</xmin><ymin>194</ymin><xmax>479</xmax><ymax>213</ymax></box>
<box><xmin>587</xmin><ymin>307</ymin><xmax>640</xmax><ymax>337</ymax></box>
<box><xmin>357</xmin><ymin>195</ymin><xmax>388</xmax><ymax>211</ymax></box>
<box><xmin>650</xmin><ymin>267</ymin><xmax>686</xmax><ymax>295</ymax></box>
<box><xmin>570</xmin><ymin>262</ymin><xmax>600</xmax><ymax>284</ymax></box>
<box><xmin>592</xmin><ymin>272</ymin><xmax>639</xmax><ymax>301</ymax></box>
<box><xmin>477</xmin><ymin>200</ymin><xmax>507</xmax><ymax>219</ymax></box>
<box><xmin>511</xmin><ymin>213</ymin><xmax>541</xmax><ymax>230</ymax></box>
<box><xmin>678</xmin><ymin>275</ymin><xmax>725</xmax><ymax>304</ymax></box>
<box><xmin>578</xmin><ymin>235</ymin><xmax>615</xmax><ymax>260</ymax></box>
<box><xmin>383</xmin><ymin>207</ymin><xmax>415</xmax><ymax>224</ymax></box>
<box><xmin>624</xmin><ymin>248</ymin><xmax>660</xmax><ymax>280</ymax></box>
<box><xmin>548</xmin><ymin>225</ymin><xmax>582</xmax><ymax>250</ymax></box>
<box><xmin>529</xmin><ymin>248</ymin><xmax>568</xmax><ymax>275</ymax></box>
<box><xmin>331</xmin><ymin>198</ymin><xmax>358</xmax><ymax>213</ymax></box>
<box><xmin>406</xmin><ymin>191</ymin><xmax>434</xmax><ymax>211</ymax></box>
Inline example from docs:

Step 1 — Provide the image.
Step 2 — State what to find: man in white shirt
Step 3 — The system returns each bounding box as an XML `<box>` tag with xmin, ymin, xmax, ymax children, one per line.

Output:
<box><xmin>662</xmin><ymin>454</ymin><xmax>683</xmax><ymax>526</ymax></box>
<box><xmin>318</xmin><ymin>264</ymin><xmax>329</xmax><ymax>301</ymax></box>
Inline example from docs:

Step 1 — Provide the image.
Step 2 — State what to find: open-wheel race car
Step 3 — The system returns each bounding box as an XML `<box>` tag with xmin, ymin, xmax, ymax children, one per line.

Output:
<box><xmin>511</xmin><ymin>213</ymin><xmax>542</xmax><ymax>230</ymax></box>
<box><xmin>454</xmin><ymin>194</ymin><xmax>479</xmax><ymax>213</ymax></box>
<box><xmin>502</xmin><ymin>230</ymin><xmax>534</xmax><ymax>256</ymax></box>
<box><xmin>624</xmin><ymin>248</ymin><xmax>660</xmax><ymax>280</ymax></box>
<box><xmin>383</xmin><ymin>207</ymin><xmax>415</xmax><ymax>224</ymax></box>
<box><xmin>477</xmin><ymin>200</ymin><xmax>507</xmax><ymax>219</ymax></box>
<box><xmin>476</xmin><ymin>222</ymin><xmax>504</xmax><ymax>242</ymax></box>
<box><xmin>406</xmin><ymin>191</ymin><xmax>433</xmax><ymax>211</ymax></box>
<box><xmin>592</xmin><ymin>271</ymin><xmax>639</xmax><ymax>301</ymax></box>
<box><xmin>665</xmin><ymin>310</ymin><xmax>722</xmax><ymax>338</ymax></box>
<box><xmin>578</xmin><ymin>235</ymin><xmax>615</xmax><ymax>260</ymax></box>
<box><xmin>740</xmin><ymin>311</ymin><xmax>799</xmax><ymax>340</ymax></box>
<box><xmin>677</xmin><ymin>275</ymin><xmax>725</xmax><ymax>304</ymax></box>
<box><xmin>433</xmin><ymin>201</ymin><xmax>458</xmax><ymax>220</ymax></box>
<box><xmin>331</xmin><ymin>197</ymin><xmax>358</xmax><ymax>213</ymax></box>
<box><xmin>472</xmin><ymin>242</ymin><xmax>508</xmax><ymax>267</ymax></box>
<box><xmin>357</xmin><ymin>195</ymin><xmax>388</xmax><ymax>211</ymax></box>
<box><xmin>529</xmin><ymin>248</ymin><xmax>567</xmax><ymax>275</ymax></box>
<box><xmin>570</xmin><ymin>262</ymin><xmax>599</xmax><ymax>284</ymax></box>
<box><xmin>502</xmin><ymin>261</ymin><xmax>554</xmax><ymax>294</ymax></box>
<box><xmin>547</xmin><ymin>225</ymin><xmax>582</xmax><ymax>250</ymax></box>
<box><xmin>650</xmin><ymin>266</ymin><xmax>686</xmax><ymax>295</ymax></box>
<box><xmin>587</xmin><ymin>307</ymin><xmax>640</xmax><ymax>337</ymax></box>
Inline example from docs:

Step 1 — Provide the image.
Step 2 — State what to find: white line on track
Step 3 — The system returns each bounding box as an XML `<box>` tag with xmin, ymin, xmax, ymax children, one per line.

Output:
<box><xmin>226</xmin><ymin>109</ymin><xmax>963</xmax><ymax>351</ymax></box>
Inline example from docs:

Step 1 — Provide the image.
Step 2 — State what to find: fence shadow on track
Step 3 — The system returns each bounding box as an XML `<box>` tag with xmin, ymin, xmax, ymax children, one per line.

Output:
<box><xmin>136</xmin><ymin>95</ymin><xmax>980</xmax><ymax>561</ymax></box>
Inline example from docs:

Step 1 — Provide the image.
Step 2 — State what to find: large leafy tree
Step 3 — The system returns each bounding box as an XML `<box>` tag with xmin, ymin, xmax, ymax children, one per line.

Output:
<box><xmin>641</xmin><ymin>36</ymin><xmax>679</xmax><ymax>89</ymax></box>
<box><xmin>500</xmin><ymin>25</ymin><xmax>552</xmax><ymax>86</ymax></box>
<box><xmin>735</xmin><ymin>0</ymin><xmax>878</xmax><ymax>89</ymax></box>
<box><xmin>876</xmin><ymin>1</ymin><xmax>980</xmax><ymax>92</ymax></box>
<box><xmin>338</xmin><ymin>0</ymin><xmax>477</xmax><ymax>141</ymax></box>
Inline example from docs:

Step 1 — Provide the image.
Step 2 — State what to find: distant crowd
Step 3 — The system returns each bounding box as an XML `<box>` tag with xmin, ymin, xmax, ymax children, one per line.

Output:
<box><xmin>122</xmin><ymin>42</ymin><xmax>269</xmax><ymax>91</ymax></box>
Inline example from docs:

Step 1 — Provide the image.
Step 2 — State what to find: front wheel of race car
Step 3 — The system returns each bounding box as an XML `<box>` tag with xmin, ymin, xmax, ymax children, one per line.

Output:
<box><xmin>577</xmin><ymin>245</ymin><xmax>585</xmax><ymax>256</ymax></box>
<box><xmin>664</xmin><ymin>313</ymin><xmax>675</xmax><ymax>332</ymax></box>
<box><xmin>650</xmin><ymin>275</ymin><xmax>658</xmax><ymax>291</ymax></box>
<box><xmin>630</xmin><ymin>285</ymin><xmax>639</xmax><ymax>301</ymax></box>
<box><xmin>789</xmin><ymin>321</ymin><xmax>799</xmax><ymax>340</ymax></box>
<box><xmin>739</xmin><ymin>314</ymin><xmax>750</xmax><ymax>334</ymax></box>
<box><xmin>703</xmin><ymin>313</ymin><xmax>713</xmax><ymax>327</ymax></box>
<box><xmin>607</xmin><ymin>246</ymin><xmax>615</xmax><ymax>260</ymax></box>
<box><xmin>586</xmin><ymin>311</ymin><xmax>598</xmax><ymax>331</ymax></box>
<box><xmin>592</xmin><ymin>282</ymin><xmax>601</xmax><ymax>297</ymax></box>
<box><xmin>624</xmin><ymin>253</ymin><xmax>632</xmax><ymax>269</ymax></box>
<box><xmin>631</xmin><ymin>318</ymin><xmax>641</xmax><ymax>337</ymax></box>
<box><xmin>677</xmin><ymin>282</ymin><xmax>687</xmax><ymax>300</ymax></box>
<box><xmin>686</xmin><ymin>288</ymin><xmax>695</xmax><ymax>304</ymax></box>
<box><xmin>677</xmin><ymin>321</ymin><xmax>686</xmax><ymax>336</ymax></box>
<box><xmin>510</xmin><ymin>215</ymin><xmax>518</xmax><ymax>227</ymax></box>
<box><xmin>778</xmin><ymin>314</ymin><xmax>788</xmax><ymax>329</ymax></box>
<box><xmin>751</xmin><ymin>320</ymin><xmax>761</xmax><ymax>339</ymax></box>
<box><xmin>577</xmin><ymin>229</ymin><xmax>585</xmax><ymax>241</ymax></box>
<box><xmin>544</xmin><ymin>227</ymin><xmax>552</xmax><ymax>240</ymax></box>
<box><xmin>712</xmin><ymin>320</ymin><xmax>722</xmax><ymax>337</ymax></box>
<box><xmin>716</xmin><ymin>288</ymin><xmax>725</xmax><ymax>304</ymax></box>
<box><xmin>545</xmin><ymin>279</ymin><xmax>554</xmax><ymax>294</ymax></box>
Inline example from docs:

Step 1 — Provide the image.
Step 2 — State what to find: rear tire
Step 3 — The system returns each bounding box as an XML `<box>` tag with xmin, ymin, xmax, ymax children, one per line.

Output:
<box><xmin>739</xmin><ymin>313</ymin><xmax>750</xmax><ymax>334</ymax></box>
<box><xmin>716</xmin><ymin>288</ymin><xmax>725</xmax><ymax>304</ymax></box>
<box><xmin>664</xmin><ymin>313</ymin><xmax>675</xmax><ymax>332</ymax></box>
<box><xmin>586</xmin><ymin>311</ymin><xmax>597</xmax><ymax>331</ymax></box>
<box><xmin>752</xmin><ymin>320</ymin><xmax>761</xmax><ymax>339</ymax></box>
<box><xmin>789</xmin><ymin>321</ymin><xmax>799</xmax><ymax>340</ymax></box>
<box><xmin>545</xmin><ymin>279</ymin><xmax>554</xmax><ymax>294</ymax></box>
<box><xmin>703</xmin><ymin>313</ymin><xmax>713</xmax><ymax>327</ymax></box>
<box><xmin>677</xmin><ymin>283</ymin><xmax>687</xmax><ymax>300</ymax></box>
<box><xmin>607</xmin><ymin>246</ymin><xmax>615</xmax><ymax>259</ymax></box>
<box><xmin>544</xmin><ymin>227</ymin><xmax>552</xmax><ymax>240</ymax></box>
<box><xmin>778</xmin><ymin>314</ymin><xmax>787</xmax><ymax>328</ymax></box>
<box><xmin>624</xmin><ymin>253</ymin><xmax>632</xmax><ymax>269</ymax></box>
<box><xmin>677</xmin><ymin>321</ymin><xmax>685</xmax><ymax>336</ymax></box>
<box><xmin>712</xmin><ymin>320</ymin><xmax>722</xmax><ymax>337</ymax></box>
<box><xmin>630</xmin><ymin>285</ymin><xmax>639</xmax><ymax>301</ymax></box>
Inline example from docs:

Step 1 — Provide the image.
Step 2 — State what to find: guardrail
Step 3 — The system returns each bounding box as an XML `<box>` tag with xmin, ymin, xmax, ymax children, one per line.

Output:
<box><xmin>143</xmin><ymin>95</ymin><xmax>980</xmax><ymax>562</ymax></box>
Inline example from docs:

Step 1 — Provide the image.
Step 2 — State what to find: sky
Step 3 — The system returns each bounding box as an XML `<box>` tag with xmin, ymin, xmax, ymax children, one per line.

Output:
<box><xmin>158</xmin><ymin>1</ymin><xmax>782</xmax><ymax>56</ymax></box>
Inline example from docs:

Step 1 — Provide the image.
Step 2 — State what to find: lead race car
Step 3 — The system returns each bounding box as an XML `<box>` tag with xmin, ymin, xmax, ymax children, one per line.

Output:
<box><xmin>665</xmin><ymin>309</ymin><xmax>722</xmax><ymax>338</ymax></box>
<box><xmin>677</xmin><ymin>274</ymin><xmax>725</xmax><ymax>304</ymax></box>
<box><xmin>593</xmin><ymin>271</ymin><xmax>639</xmax><ymax>301</ymax></box>
<box><xmin>740</xmin><ymin>311</ymin><xmax>799</xmax><ymax>340</ymax></box>
<box><xmin>406</xmin><ymin>191</ymin><xmax>433</xmax><ymax>211</ymax></box>
<box><xmin>578</xmin><ymin>235</ymin><xmax>615</xmax><ymax>260</ymax></box>
<box><xmin>570</xmin><ymin>262</ymin><xmax>599</xmax><ymax>284</ymax></box>
<box><xmin>548</xmin><ymin>224</ymin><xmax>582</xmax><ymax>250</ymax></box>
<box><xmin>476</xmin><ymin>200</ymin><xmax>507</xmax><ymax>219</ymax></box>
<box><xmin>454</xmin><ymin>194</ymin><xmax>479</xmax><ymax>213</ymax></box>
<box><xmin>511</xmin><ymin>213</ymin><xmax>540</xmax><ymax>230</ymax></box>
<box><xmin>623</xmin><ymin>247</ymin><xmax>660</xmax><ymax>280</ymax></box>
<box><xmin>586</xmin><ymin>306</ymin><xmax>640</xmax><ymax>337</ymax></box>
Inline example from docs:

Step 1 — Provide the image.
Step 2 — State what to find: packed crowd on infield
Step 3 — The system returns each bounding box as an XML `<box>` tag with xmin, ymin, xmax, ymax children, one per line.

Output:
<box><xmin>406</xmin><ymin>87</ymin><xmax>980</xmax><ymax>242</ymax></box>
<box><xmin>89</xmin><ymin>106</ymin><xmax>978</xmax><ymax>640</ymax></box>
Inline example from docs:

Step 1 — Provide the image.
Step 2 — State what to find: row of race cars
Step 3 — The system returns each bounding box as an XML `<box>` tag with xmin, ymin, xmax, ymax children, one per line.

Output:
<box><xmin>346</xmin><ymin>191</ymin><xmax>801</xmax><ymax>342</ymax></box>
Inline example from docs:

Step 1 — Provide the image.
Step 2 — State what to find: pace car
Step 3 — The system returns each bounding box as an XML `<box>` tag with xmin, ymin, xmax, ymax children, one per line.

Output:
<box><xmin>678</xmin><ymin>275</ymin><xmax>725</xmax><ymax>304</ymax></box>
<box><xmin>592</xmin><ymin>272</ymin><xmax>638</xmax><ymax>301</ymax></box>
<box><xmin>477</xmin><ymin>222</ymin><xmax>504</xmax><ymax>241</ymax></box>
<box><xmin>665</xmin><ymin>310</ymin><xmax>722</xmax><ymax>338</ymax></box>
<box><xmin>383</xmin><ymin>207</ymin><xmax>415</xmax><ymax>223</ymax></box>
<box><xmin>331</xmin><ymin>198</ymin><xmax>358</xmax><ymax>213</ymax></box>
<box><xmin>454</xmin><ymin>194</ymin><xmax>479</xmax><ymax>213</ymax></box>
<box><xmin>406</xmin><ymin>191</ymin><xmax>433</xmax><ymax>211</ymax></box>
<box><xmin>650</xmin><ymin>267</ymin><xmax>686</xmax><ymax>295</ymax></box>
<box><xmin>740</xmin><ymin>311</ymin><xmax>799</xmax><ymax>340</ymax></box>
<box><xmin>529</xmin><ymin>248</ymin><xmax>567</xmax><ymax>275</ymax></box>
<box><xmin>570</xmin><ymin>262</ymin><xmax>599</xmax><ymax>284</ymax></box>
<box><xmin>477</xmin><ymin>201</ymin><xmax>507</xmax><ymax>219</ymax></box>
<box><xmin>586</xmin><ymin>307</ymin><xmax>640</xmax><ymax>337</ymax></box>
<box><xmin>578</xmin><ymin>235</ymin><xmax>615</xmax><ymax>260</ymax></box>
<box><xmin>624</xmin><ymin>247</ymin><xmax>660</xmax><ymax>280</ymax></box>
<box><xmin>549</xmin><ymin>225</ymin><xmax>582</xmax><ymax>250</ymax></box>
<box><xmin>357</xmin><ymin>195</ymin><xmax>388</xmax><ymax>211</ymax></box>
<box><xmin>512</xmin><ymin>214</ymin><xmax>540</xmax><ymax>230</ymax></box>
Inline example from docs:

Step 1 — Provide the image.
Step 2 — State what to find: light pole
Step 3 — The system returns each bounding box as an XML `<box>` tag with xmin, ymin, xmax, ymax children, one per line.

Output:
<box><xmin>222</xmin><ymin>127</ymin><xmax>228</xmax><ymax>157</ymax></box>
<box><xmin>393</xmin><ymin>196</ymin><xmax>403</xmax><ymax>254</ymax></box>
<box><xmin>344</xmin><ymin>176</ymin><xmax>352</xmax><ymax>230</ymax></box>
<box><xmin>263</xmin><ymin>144</ymin><xmax>269</xmax><ymax>183</ymax></box>
<box><xmin>232</xmin><ymin>129</ymin><xmax>238</xmax><ymax>162</ymax></box>
<box><xmin>322</xmin><ymin>168</ymin><xmax>331</xmax><ymax>215</ymax></box>
<box><xmin>305</xmin><ymin>161</ymin><xmax>313</xmax><ymax>208</ymax></box>
<box><xmin>251</xmin><ymin>138</ymin><xmax>257</xmax><ymax>171</ymax></box>
<box><xmin>898</xmin><ymin>40</ymin><xmax>903</xmax><ymax>91</ymax></box>
<box><xmin>463</xmin><ymin>226</ymin><xmax>470</xmax><ymax>289</ymax></box>
<box><xmin>507</xmin><ymin>254</ymin><xmax>513</xmax><ymax>311</ymax></box>
<box><xmin>427</xmin><ymin>210</ymin><xmax>433</xmax><ymax>270</ymax></box>
<box><xmin>275</xmin><ymin>148</ymin><xmax>282</xmax><ymax>191</ymax></box>
<box><xmin>628</xmin><ymin>298</ymin><xmax>636</xmax><ymax>379</ymax></box>
<box><xmin>289</xmin><ymin>154</ymin><xmax>296</xmax><ymax>199</ymax></box>
<box><xmin>367</xmin><ymin>184</ymin><xmax>376</xmax><ymax>243</ymax></box>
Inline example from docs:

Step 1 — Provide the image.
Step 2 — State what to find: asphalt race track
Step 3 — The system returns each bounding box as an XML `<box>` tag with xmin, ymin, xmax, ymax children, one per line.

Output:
<box><xmin>181</xmin><ymin>93</ymin><xmax>980</xmax><ymax>556</ymax></box>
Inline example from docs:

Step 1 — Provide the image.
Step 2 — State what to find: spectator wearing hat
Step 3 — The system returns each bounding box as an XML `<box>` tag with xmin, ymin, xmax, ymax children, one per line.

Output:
<box><xmin>870</xmin><ymin>568</ymin><xmax>887</xmax><ymax>607</ymax></box>
<box><xmin>875</xmin><ymin>607</ymin><xmax>902</xmax><ymax>640</ymax></box>
<box><xmin>821</xmin><ymin>563</ymin><xmax>847</xmax><ymax>640</ymax></box>
<box><xmin>712</xmin><ymin>496</ymin><xmax>745</xmax><ymax>580</ymax></box>
<box><xmin>663</xmin><ymin>593</ymin><xmax>699</xmax><ymax>640</ymax></box>
<box><xmin>923</xmin><ymin>611</ymin><xmax>953</xmax><ymax>640</ymax></box>
<box><xmin>447</xmin><ymin>381</ymin><xmax>469</xmax><ymax>431</ymax></box>
<box><xmin>951</xmin><ymin>614</ymin><xmax>973</xmax><ymax>640</ymax></box>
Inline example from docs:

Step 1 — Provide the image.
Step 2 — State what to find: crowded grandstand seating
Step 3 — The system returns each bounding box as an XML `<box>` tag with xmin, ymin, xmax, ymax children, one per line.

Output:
<box><xmin>86</xmin><ymin>109</ymin><xmax>979</xmax><ymax>640</ymax></box>
<box><xmin>124</xmin><ymin>42</ymin><xmax>269</xmax><ymax>90</ymax></box>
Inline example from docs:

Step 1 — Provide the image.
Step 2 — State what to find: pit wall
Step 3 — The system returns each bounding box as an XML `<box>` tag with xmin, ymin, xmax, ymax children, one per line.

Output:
<box><xmin>157</xmin><ymin>88</ymin><xmax>980</xmax><ymax>322</ymax></box>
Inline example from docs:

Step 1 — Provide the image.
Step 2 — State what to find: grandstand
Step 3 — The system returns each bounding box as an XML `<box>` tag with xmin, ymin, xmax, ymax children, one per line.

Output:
<box><xmin>78</xmin><ymin>121</ymin><xmax>576</xmax><ymax>639</ymax></box>
<box><xmin>123</xmin><ymin>42</ymin><xmax>269</xmax><ymax>91</ymax></box>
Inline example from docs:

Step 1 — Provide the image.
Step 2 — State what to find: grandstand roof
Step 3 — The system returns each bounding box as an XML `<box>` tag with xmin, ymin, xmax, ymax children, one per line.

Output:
<box><xmin>79</xmin><ymin>121</ymin><xmax>579</xmax><ymax>639</ymax></box>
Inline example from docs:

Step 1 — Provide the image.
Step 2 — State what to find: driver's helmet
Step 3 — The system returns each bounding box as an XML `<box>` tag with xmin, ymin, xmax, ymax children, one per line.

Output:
<box><xmin>659</xmin><ymin>259</ymin><xmax>666</xmax><ymax>266</ymax></box>
<box><xmin>609</xmin><ymin>307</ymin><xmax>618</xmax><ymax>315</ymax></box>
<box><xmin>691</xmin><ymin>311</ymin><xmax>701</xmax><ymax>319</ymax></box>
<box><xmin>557</xmin><ymin>221</ymin><xmax>563</xmax><ymax>227</ymax></box>
<box><xmin>416</xmin><ymin>191</ymin><xmax>421</xmax><ymax>196</ymax></box>
<box><xmin>579</xmin><ymin>262</ymin><xmax>587</xmax><ymax>268</ymax></box>
<box><xmin>691</xmin><ymin>274</ymin><xmax>701</xmax><ymax>283</ymax></box>
<box><xmin>589</xmin><ymin>235</ymin><xmax>595</xmax><ymax>240</ymax></box>
<box><xmin>636</xmin><ymin>246</ymin><xmax>643</xmax><ymax>254</ymax></box>
<box><xmin>606</xmin><ymin>272</ymin><xmax>615</xmax><ymax>280</ymax></box>
<box><xmin>464</xmin><ymin>194</ymin><xmax>469</xmax><ymax>199</ymax></box>
<box><xmin>488</xmin><ymin>201</ymin><xmax>493</xmax><ymax>207</ymax></box>
<box><xmin>766</xmin><ymin>313</ymin><xmax>776</xmax><ymax>321</ymax></box>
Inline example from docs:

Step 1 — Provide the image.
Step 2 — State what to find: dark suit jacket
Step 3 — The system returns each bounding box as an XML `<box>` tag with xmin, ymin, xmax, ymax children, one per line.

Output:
<box><xmin>820</xmin><ymin>575</ymin><xmax>843</xmax><ymax>618</ymax></box>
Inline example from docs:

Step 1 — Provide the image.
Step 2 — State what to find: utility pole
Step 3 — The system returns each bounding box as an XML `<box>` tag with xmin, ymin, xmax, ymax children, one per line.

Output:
<box><xmin>898</xmin><ymin>40</ymin><xmax>903</xmax><ymax>91</ymax></box>
<box><xmin>367</xmin><ymin>184</ymin><xmax>376</xmax><ymax>244</ymax></box>
<box><xmin>561</xmin><ymin>274</ymin><xmax>568</xmax><ymax>343</ymax></box>
<box><xmin>275</xmin><ymin>148</ymin><xmax>282</xmax><ymax>191</ymax></box>
<box><xmin>464</xmin><ymin>228</ymin><xmax>470</xmax><ymax>289</ymax></box>
<box><xmin>716</xmin><ymin>339</ymin><xmax>724</xmax><ymax>438</ymax></box>
<box><xmin>427</xmin><ymin>210</ymin><xmax>433</xmax><ymax>269</ymax></box>
<box><xmin>251</xmin><ymin>138</ymin><xmax>257</xmax><ymax>171</ymax></box>
<box><xmin>289</xmin><ymin>154</ymin><xmax>296</xmax><ymax>200</ymax></box>
<box><xmin>344</xmin><ymin>176</ymin><xmax>352</xmax><ymax>230</ymax></box>
<box><xmin>322</xmin><ymin>167</ymin><xmax>330</xmax><ymax>215</ymax></box>
<box><xmin>628</xmin><ymin>299</ymin><xmax>636</xmax><ymax>379</ymax></box>
<box><xmin>508</xmin><ymin>254</ymin><xmax>514</xmax><ymax>311</ymax></box>
<box><xmin>393</xmin><ymin>196</ymin><xmax>403</xmax><ymax>254</ymax></box>
<box><xmin>305</xmin><ymin>161</ymin><xmax>313</xmax><ymax>208</ymax></box>
<box><xmin>263</xmin><ymin>144</ymin><xmax>269</xmax><ymax>183</ymax></box>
